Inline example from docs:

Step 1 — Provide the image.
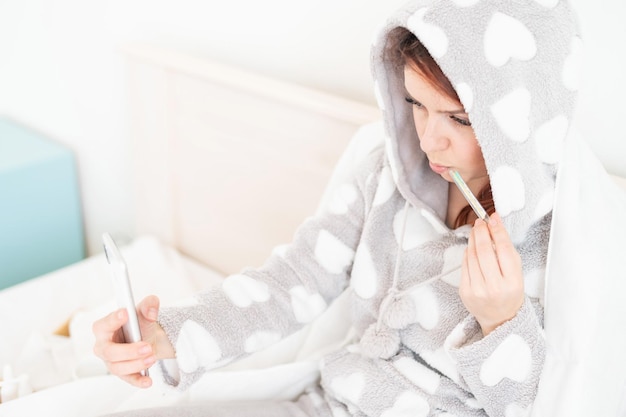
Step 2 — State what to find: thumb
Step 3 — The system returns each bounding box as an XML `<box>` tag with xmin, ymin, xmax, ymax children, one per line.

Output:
<box><xmin>139</xmin><ymin>295</ymin><xmax>160</xmax><ymax>322</ymax></box>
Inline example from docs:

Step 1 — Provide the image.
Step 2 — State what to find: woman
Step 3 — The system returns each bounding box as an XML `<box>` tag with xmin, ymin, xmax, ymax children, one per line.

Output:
<box><xmin>94</xmin><ymin>1</ymin><xmax>620</xmax><ymax>416</ymax></box>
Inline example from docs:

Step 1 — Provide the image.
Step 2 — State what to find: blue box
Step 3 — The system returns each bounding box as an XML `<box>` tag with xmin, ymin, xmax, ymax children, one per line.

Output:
<box><xmin>0</xmin><ymin>118</ymin><xmax>85</xmax><ymax>289</ymax></box>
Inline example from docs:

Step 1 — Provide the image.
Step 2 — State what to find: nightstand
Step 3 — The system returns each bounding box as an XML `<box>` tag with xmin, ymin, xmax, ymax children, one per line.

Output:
<box><xmin>0</xmin><ymin>118</ymin><xmax>85</xmax><ymax>289</ymax></box>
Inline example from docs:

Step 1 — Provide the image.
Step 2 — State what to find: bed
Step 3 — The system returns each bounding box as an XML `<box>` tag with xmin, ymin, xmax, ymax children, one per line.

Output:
<box><xmin>0</xmin><ymin>43</ymin><xmax>625</xmax><ymax>416</ymax></box>
<box><xmin>0</xmin><ymin>42</ymin><xmax>381</xmax><ymax>415</ymax></box>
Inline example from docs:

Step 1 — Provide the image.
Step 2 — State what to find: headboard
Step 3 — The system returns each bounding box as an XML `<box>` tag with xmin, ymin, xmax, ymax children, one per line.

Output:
<box><xmin>122</xmin><ymin>43</ymin><xmax>381</xmax><ymax>276</ymax></box>
<box><xmin>122</xmin><ymin>43</ymin><xmax>626</xmax><ymax>278</ymax></box>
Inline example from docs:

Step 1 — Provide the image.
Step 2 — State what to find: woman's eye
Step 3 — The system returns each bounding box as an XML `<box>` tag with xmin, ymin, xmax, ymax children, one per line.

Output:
<box><xmin>451</xmin><ymin>115</ymin><xmax>471</xmax><ymax>127</ymax></box>
<box><xmin>405</xmin><ymin>96</ymin><xmax>423</xmax><ymax>108</ymax></box>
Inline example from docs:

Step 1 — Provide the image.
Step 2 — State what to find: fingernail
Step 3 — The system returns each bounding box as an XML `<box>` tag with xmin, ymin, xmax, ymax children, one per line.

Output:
<box><xmin>148</xmin><ymin>308</ymin><xmax>158</xmax><ymax>321</ymax></box>
<box><xmin>144</xmin><ymin>355</ymin><xmax>156</xmax><ymax>366</ymax></box>
<box><xmin>117</xmin><ymin>309</ymin><xmax>125</xmax><ymax>319</ymax></box>
<box><xmin>138</xmin><ymin>344</ymin><xmax>152</xmax><ymax>355</ymax></box>
<box><xmin>490</xmin><ymin>212</ymin><xmax>501</xmax><ymax>225</ymax></box>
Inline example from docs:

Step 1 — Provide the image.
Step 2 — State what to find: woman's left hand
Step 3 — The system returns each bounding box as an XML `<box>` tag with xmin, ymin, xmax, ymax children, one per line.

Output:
<box><xmin>459</xmin><ymin>212</ymin><xmax>525</xmax><ymax>336</ymax></box>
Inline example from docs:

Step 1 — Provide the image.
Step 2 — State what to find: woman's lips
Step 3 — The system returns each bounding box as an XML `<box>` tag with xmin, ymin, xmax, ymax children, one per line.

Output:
<box><xmin>429</xmin><ymin>161</ymin><xmax>449</xmax><ymax>175</ymax></box>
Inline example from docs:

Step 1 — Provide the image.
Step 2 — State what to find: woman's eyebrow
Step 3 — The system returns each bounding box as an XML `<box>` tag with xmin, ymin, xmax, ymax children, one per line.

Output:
<box><xmin>445</xmin><ymin>108</ymin><xmax>467</xmax><ymax>115</ymax></box>
<box><xmin>404</xmin><ymin>89</ymin><xmax>466</xmax><ymax>114</ymax></box>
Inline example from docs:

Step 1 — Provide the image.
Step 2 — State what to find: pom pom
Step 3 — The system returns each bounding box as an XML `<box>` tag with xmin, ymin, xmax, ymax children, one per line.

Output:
<box><xmin>383</xmin><ymin>296</ymin><xmax>415</xmax><ymax>329</ymax></box>
<box><xmin>360</xmin><ymin>323</ymin><xmax>400</xmax><ymax>359</ymax></box>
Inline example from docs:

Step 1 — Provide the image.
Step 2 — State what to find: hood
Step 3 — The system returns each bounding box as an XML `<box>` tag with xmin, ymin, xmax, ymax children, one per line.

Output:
<box><xmin>371</xmin><ymin>0</ymin><xmax>581</xmax><ymax>243</ymax></box>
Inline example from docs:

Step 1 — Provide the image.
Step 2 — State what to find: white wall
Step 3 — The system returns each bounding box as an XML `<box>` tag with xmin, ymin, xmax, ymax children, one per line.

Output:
<box><xmin>0</xmin><ymin>0</ymin><xmax>624</xmax><ymax>256</ymax></box>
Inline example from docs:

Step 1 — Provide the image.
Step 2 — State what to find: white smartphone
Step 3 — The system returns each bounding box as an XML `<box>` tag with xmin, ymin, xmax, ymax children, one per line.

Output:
<box><xmin>102</xmin><ymin>232</ymin><xmax>148</xmax><ymax>376</ymax></box>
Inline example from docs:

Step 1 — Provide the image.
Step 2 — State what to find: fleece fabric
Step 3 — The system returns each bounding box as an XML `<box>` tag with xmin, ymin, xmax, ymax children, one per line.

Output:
<box><xmin>113</xmin><ymin>1</ymin><xmax>626</xmax><ymax>417</ymax></box>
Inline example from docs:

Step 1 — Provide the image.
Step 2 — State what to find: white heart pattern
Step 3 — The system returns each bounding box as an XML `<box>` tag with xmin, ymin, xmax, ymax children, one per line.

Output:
<box><xmin>441</xmin><ymin>244</ymin><xmax>466</xmax><ymax>288</ymax></box>
<box><xmin>380</xmin><ymin>391</ymin><xmax>430</xmax><ymax>417</ymax></box>
<box><xmin>222</xmin><ymin>274</ymin><xmax>271</xmax><ymax>308</ymax></box>
<box><xmin>420</xmin><ymin>208</ymin><xmax>449</xmax><ymax>234</ymax></box>
<box><xmin>394</xmin><ymin>207</ymin><xmax>443</xmax><ymax>251</ymax></box>
<box><xmin>407</xmin><ymin>285</ymin><xmax>440</xmax><ymax>330</ymax></box>
<box><xmin>351</xmin><ymin>244</ymin><xmax>378</xmax><ymax>299</ymax></box>
<box><xmin>523</xmin><ymin>268</ymin><xmax>545</xmax><ymax>300</ymax></box>
<box><xmin>407</xmin><ymin>8</ymin><xmax>449</xmax><ymax>58</ymax></box>
<box><xmin>532</xmin><ymin>189</ymin><xmax>554</xmax><ymax>222</ymax></box>
<box><xmin>491</xmin><ymin>88</ymin><xmax>532</xmax><ymax>143</ymax></box>
<box><xmin>176</xmin><ymin>320</ymin><xmax>222</xmax><ymax>373</ymax></box>
<box><xmin>315</xmin><ymin>230</ymin><xmax>355</xmax><ymax>274</ymax></box>
<box><xmin>505</xmin><ymin>402</ymin><xmax>533</xmax><ymax>417</ymax></box>
<box><xmin>373</xmin><ymin>166</ymin><xmax>396</xmax><ymax>206</ymax></box>
<box><xmin>562</xmin><ymin>36</ymin><xmax>584</xmax><ymax>91</ymax></box>
<box><xmin>480</xmin><ymin>334</ymin><xmax>532</xmax><ymax>386</ymax></box>
<box><xmin>490</xmin><ymin>166</ymin><xmax>526</xmax><ymax>216</ymax></box>
<box><xmin>289</xmin><ymin>286</ymin><xmax>327</xmax><ymax>323</ymax></box>
<box><xmin>484</xmin><ymin>12</ymin><xmax>537</xmax><ymax>67</ymax></box>
<box><xmin>455</xmin><ymin>82</ymin><xmax>474</xmax><ymax>112</ymax></box>
<box><xmin>271</xmin><ymin>243</ymin><xmax>289</xmax><ymax>258</ymax></box>
<box><xmin>327</xmin><ymin>183</ymin><xmax>358</xmax><ymax>215</ymax></box>
<box><xmin>330</xmin><ymin>372</ymin><xmax>366</xmax><ymax>405</ymax></box>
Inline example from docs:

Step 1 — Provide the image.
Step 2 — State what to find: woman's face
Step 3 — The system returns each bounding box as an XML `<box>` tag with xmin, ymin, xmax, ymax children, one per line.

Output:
<box><xmin>404</xmin><ymin>65</ymin><xmax>489</xmax><ymax>195</ymax></box>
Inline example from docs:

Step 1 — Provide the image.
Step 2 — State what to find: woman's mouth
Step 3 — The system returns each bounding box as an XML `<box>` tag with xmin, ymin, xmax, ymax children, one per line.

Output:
<box><xmin>429</xmin><ymin>161</ymin><xmax>449</xmax><ymax>175</ymax></box>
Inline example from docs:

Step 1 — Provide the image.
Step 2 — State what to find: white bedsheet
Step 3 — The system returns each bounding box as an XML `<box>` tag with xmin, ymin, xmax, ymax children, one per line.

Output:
<box><xmin>0</xmin><ymin>235</ymin><xmax>224</xmax><ymax>414</ymax></box>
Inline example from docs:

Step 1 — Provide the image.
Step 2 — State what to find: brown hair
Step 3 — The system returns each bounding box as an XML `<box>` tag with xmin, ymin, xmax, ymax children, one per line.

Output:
<box><xmin>387</xmin><ymin>27</ymin><xmax>495</xmax><ymax>228</ymax></box>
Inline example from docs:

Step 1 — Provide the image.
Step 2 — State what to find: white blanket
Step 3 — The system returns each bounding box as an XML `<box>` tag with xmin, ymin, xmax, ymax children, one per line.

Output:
<box><xmin>532</xmin><ymin>132</ymin><xmax>626</xmax><ymax>416</ymax></box>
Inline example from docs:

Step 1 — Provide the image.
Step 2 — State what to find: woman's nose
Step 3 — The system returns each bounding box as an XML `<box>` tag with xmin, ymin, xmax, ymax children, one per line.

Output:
<box><xmin>418</xmin><ymin>117</ymin><xmax>448</xmax><ymax>153</ymax></box>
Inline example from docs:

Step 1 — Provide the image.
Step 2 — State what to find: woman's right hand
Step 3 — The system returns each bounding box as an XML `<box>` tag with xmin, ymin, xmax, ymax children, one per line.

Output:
<box><xmin>459</xmin><ymin>213</ymin><xmax>525</xmax><ymax>336</ymax></box>
<box><xmin>92</xmin><ymin>295</ymin><xmax>174</xmax><ymax>388</ymax></box>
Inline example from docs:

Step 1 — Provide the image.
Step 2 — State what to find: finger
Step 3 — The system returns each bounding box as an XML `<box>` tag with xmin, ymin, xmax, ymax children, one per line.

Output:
<box><xmin>106</xmin><ymin>354</ymin><xmax>156</xmax><ymax>379</ymax></box>
<box><xmin>473</xmin><ymin>218</ymin><xmax>502</xmax><ymax>281</ymax></box>
<box><xmin>139</xmin><ymin>295</ymin><xmax>160</xmax><ymax>322</ymax></box>
<box><xmin>118</xmin><ymin>372</ymin><xmax>154</xmax><ymax>389</ymax></box>
<box><xmin>98</xmin><ymin>340</ymin><xmax>153</xmax><ymax>363</ymax></box>
<box><xmin>465</xmin><ymin>225</ymin><xmax>487</xmax><ymax>290</ymax></box>
<box><xmin>487</xmin><ymin>213</ymin><xmax>521</xmax><ymax>277</ymax></box>
<box><xmin>93</xmin><ymin>309</ymin><xmax>128</xmax><ymax>345</ymax></box>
